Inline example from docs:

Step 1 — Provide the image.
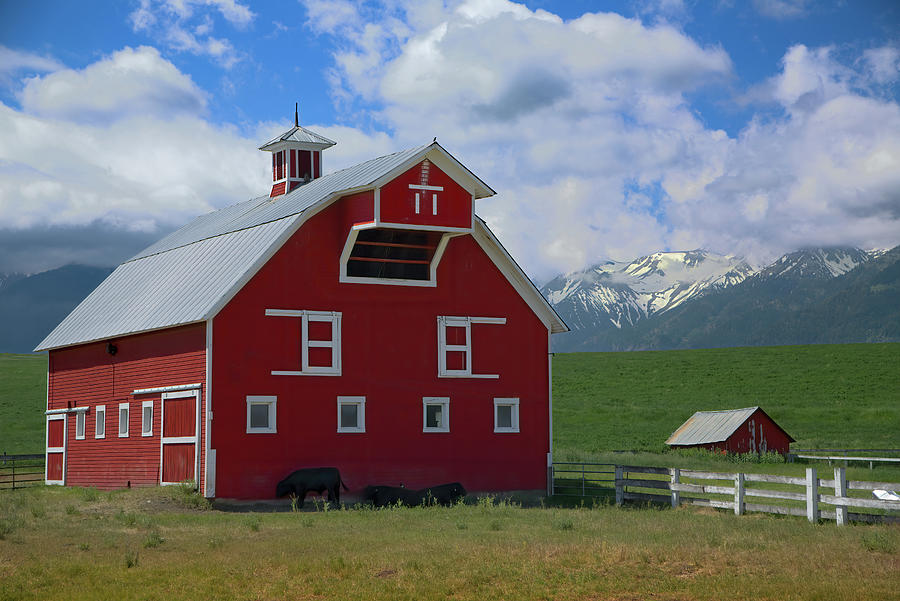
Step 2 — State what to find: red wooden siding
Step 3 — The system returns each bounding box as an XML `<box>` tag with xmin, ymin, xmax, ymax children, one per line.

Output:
<box><xmin>270</xmin><ymin>181</ymin><xmax>286</xmax><ymax>197</ymax></box>
<box><xmin>47</xmin><ymin>419</ymin><xmax>64</xmax><ymax>447</ymax></box>
<box><xmin>379</xmin><ymin>162</ymin><xmax>473</xmax><ymax>229</ymax></box>
<box><xmin>212</xmin><ymin>196</ymin><xmax>550</xmax><ymax>499</ymax></box>
<box><xmin>164</xmin><ymin>396</ymin><xmax>196</xmax><ymax>437</ymax></box>
<box><xmin>47</xmin><ymin>453</ymin><xmax>64</xmax><ymax>481</ymax></box>
<box><xmin>338</xmin><ymin>190</ymin><xmax>375</xmax><ymax>226</ymax></box>
<box><xmin>162</xmin><ymin>444</ymin><xmax>194</xmax><ymax>482</ymax></box>
<box><xmin>47</xmin><ymin>323</ymin><xmax>206</xmax><ymax>490</ymax></box>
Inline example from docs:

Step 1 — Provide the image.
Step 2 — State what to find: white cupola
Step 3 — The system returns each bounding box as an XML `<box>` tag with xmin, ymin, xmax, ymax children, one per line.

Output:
<box><xmin>258</xmin><ymin>104</ymin><xmax>336</xmax><ymax>198</ymax></box>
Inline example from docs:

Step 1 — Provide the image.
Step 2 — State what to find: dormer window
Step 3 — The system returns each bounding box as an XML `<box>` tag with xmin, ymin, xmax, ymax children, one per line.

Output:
<box><xmin>340</xmin><ymin>227</ymin><xmax>449</xmax><ymax>286</ymax></box>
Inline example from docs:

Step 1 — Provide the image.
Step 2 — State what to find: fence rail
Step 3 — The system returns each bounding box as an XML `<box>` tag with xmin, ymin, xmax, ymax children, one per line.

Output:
<box><xmin>551</xmin><ymin>462</ymin><xmax>900</xmax><ymax>526</ymax></box>
<box><xmin>0</xmin><ymin>454</ymin><xmax>44</xmax><ymax>490</ymax></box>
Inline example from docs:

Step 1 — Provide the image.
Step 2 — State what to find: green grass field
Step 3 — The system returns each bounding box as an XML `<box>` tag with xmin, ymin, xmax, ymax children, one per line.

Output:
<box><xmin>0</xmin><ymin>354</ymin><xmax>47</xmax><ymax>456</ymax></box>
<box><xmin>1</xmin><ymin>485</ymin><xmax>898</xmax><ymax>601</ymax></box>
<box><xmin>552</xmin><ymin>343</ymin><xmax>900</xmax><ymax>460</ymax></box>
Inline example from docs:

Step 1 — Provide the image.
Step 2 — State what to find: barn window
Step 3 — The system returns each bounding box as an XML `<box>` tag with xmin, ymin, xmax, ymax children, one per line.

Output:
<box><xmin>265</xmin><ymin>310</ymin><xmax>342</xmax><ymax>376</ymax></box>
<box><xmin>423</xmin><ymin>397</ymin><xmax>450</xmax><ymax>433</ymax></box>
<box><xmin>95</xmin><ymin>405</ymin><xmax>106</xmax><ymax>439</ymax></box>
<box><xmin>340</xmin><ymin>228</ymin><xmax>447</xmax><ymax>286</ymax></box>
<box><xmin>75</xmin><ymin>410</ymin><xmax>85</xmax><ymax>440</ymax></box>
<box><xmin>246</xmin><ymin>396</ymin><xmax>277</xmax><ymax>434</ymax></box>
<box><xmin>142</xmin><ymin>400</ymin><xmax>154</xmax><ymax>437</ymax></box>
<box><xmin>437</xmin><ymin>316</ymin><xmax>506</xmax><ymax>378</ymax></box>
<box><xmin>118</xmin><ymin>403</ymin><xmax>130</xmax><ymax>438</ymax></box>
<box><xmin>337</xmin><ymin>396</ymin><xmax>365</xmax><ymax>433</ymax></box>
<box><xmin>493</xmin><ymin>398</ymin><xmax>520</xmax><ymax>433</ymax></box>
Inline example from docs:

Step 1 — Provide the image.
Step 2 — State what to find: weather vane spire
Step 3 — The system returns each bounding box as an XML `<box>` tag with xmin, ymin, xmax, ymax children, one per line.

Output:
<box><xmin>294</xmin><ymin>102</ymin><xmax>299</xmax><ymax>127</ymax></box>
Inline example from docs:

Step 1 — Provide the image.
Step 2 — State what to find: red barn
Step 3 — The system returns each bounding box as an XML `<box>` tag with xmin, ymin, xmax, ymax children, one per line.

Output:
<box><xmin>36</xmin><ymin>121</ymin><xmax>568</xmax><ymax>499</ymax></box>
<box><xmin>665</xmin><ymin>407</ymin><xmax>794</xmax><ymax>455</ymax></box>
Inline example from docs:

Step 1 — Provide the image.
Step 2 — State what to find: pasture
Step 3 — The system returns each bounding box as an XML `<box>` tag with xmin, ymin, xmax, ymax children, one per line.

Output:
<box><xmin>1</xmin><ymin>485</ymin><xmax>898</xmax><ymax>601</ymax></box>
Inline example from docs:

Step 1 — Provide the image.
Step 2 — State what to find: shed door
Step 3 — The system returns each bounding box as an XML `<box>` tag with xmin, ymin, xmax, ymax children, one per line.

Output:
<box><xmin>46</xmin><ymin>414</ymin><xmax>66</xmax><ymax>485</ymax></box>
<box><xmin>160</xmin><ymin>390</ymin><xmax>199</xmax><ymax>485</ymax></box>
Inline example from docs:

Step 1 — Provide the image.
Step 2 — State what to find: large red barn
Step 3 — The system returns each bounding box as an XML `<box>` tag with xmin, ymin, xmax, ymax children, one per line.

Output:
<box><xmin>36</xmin><ymin>121</ymin><xmax>568</xmax><ymax>499</ymax></box>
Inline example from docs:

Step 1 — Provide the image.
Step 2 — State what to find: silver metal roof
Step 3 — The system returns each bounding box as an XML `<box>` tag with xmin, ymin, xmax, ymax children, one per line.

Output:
<box><xmin>666</xmin><ymin>407</ymin><xmax>761</xmax><ymax>446</ymax></box>
<box><xmin>36</xmin><ymin>141</ymin><xmax>561</xmax><ymax>351</ymax></box>
<box><xmin>36</xmin><ymin>217</ymin><xmax>296</xmax><ymax>351</ymax></box>
<box><xmin>258</xmin><ymin>125</ymin><xmax>337</xmax><ymax>151</ymax></box>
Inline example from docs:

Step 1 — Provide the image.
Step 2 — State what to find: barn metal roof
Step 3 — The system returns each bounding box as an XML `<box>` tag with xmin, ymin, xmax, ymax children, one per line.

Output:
<box><xmin>35</xmin><ymin>141</ymin><xmax>564</xmax><ymax>351</ymax></box>
<box><xmin>666</xmin><ymin>407</ymin><xmax>763</xmax><ymax>446</ymax></box>
<box><xmin>258</xmin><ymin>125</ymin><xmax>337</xmax><ymax>151</ymax></box>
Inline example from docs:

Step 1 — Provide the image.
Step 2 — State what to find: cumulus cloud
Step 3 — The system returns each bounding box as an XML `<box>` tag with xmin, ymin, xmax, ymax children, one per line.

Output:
<box><xmin>18</xmin><ymin>46</ymin><xmax>207</xmax><ymax>122</ymax></box>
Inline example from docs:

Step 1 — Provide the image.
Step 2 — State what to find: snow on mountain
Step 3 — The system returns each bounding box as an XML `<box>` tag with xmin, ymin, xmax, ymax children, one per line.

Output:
<box><xmin>756</xmin><ymin>248</ymin><xmax>870</xmax><ymax>281</ymax></box>
<box><xmin>542</xmin><ymin>250</ymin><xmax>753</xmax><ymax>330</ymax></box>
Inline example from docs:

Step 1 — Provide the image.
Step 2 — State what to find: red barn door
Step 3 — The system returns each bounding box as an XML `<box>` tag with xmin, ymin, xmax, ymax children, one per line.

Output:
<box><xmin>160</xmin><ymin>390</ymin><xmax>199</xmax><ymax>485</ymax></box>
<box><xmin>45</xmin><ymin>414</ymin><xmax>66</xmax><ymax>485</ymax></box>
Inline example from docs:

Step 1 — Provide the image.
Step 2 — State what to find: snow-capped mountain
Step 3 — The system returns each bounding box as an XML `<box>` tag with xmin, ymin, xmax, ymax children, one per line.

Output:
<box><xmin>755</xmin><ymin>248</ymin><xmax>870</xmax><ymax>281</ymax></box>
<box><xmin>542</xmin><ymin>250</ymin><xmax>753</xmax><ymax>330</ymax></box>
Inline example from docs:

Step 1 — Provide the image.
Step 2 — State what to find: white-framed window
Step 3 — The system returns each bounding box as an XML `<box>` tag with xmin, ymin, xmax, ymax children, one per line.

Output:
<box><xmin>265</xmin><ymin>309</ymin><xmax>342</xmax><ymax>376</ymax></box>
<box><xmin>493</xmin><ymin>398</ymin><xmax>520</xmax><ymax>433</ymax></box>
<box><xmin>142</xmin><ymin>400</ymin><xmax>154</xmax><ymax>437</ymax></box>
<box><xmin>337</xmin><ymin>396</ymin><xmax>366</xmax><ymax>433</ymax></box>
<box><xmin>437</xmin><ymin>316</ymin><xmax>506</xmax><ymax>378</ymax></box>
<box><xmin>423</xmin><ymin>397</ymin><xmax>450</xmax><ymax>433</ymax></box>
<box><xmin>118</xmin><ymin>402</ymin><xmax>130</xmax><ymax>438</ymax></box>
<box><xmin>246</xmin><ymin>396</ymin><xmax>277</xmax><ymax>434</ymax></box>
<box><xmin>95</xmin><ymin>405</ymin><xmax>106</xmax><ymax>439</ymax></box>
<box><xmin>75</xmin><ymin>410</ymin><xmax>85</xmax><ymax>440</ymax></box>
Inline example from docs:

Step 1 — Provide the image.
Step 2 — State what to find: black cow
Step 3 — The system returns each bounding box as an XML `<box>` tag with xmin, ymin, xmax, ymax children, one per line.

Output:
<box><xmin>362</xmin><ymin>482</ymin><xmax>467</xmax><ymax>507</ymax></box>
<box><xmin>275</xmin><ymin>467</ymin><xmax>349</xmax><ymax>505</ymax></box>
<box><xmin>421</xmin><ymin>482</ymin><xmax>466</xmax><ymax>506</ymax></box>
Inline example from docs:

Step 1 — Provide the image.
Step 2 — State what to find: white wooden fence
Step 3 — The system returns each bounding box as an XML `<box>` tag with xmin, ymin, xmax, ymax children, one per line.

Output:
<box><xmin>612</xmin><ymin>465</ymin><xmax>900</xmax><ymax>525</ymax></box>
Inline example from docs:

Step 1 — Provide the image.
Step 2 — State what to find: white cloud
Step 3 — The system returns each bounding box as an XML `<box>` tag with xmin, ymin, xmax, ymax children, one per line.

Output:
<box><xmin>0</xmin><ymin>46</ymin><xmax>64</xmax><ymax>89</ymax></box>
<box><xmin>863</xmin><ymin>45</ymin><xmax>900</xmax><ymax>85</ymax></box>
<box><xmin>129</xmin><ymin>0</ymin><xmax>254</xmax><ymax>68</ymax></box>
<box><xmin>752</xmin><ymin>0</ymin><xmax>808</xmax><ymax>20</ymax></box>
<box><xmin>18</xmin><ymin>46</ymin><xmax>208</xmax><ymax>122</ymax></box>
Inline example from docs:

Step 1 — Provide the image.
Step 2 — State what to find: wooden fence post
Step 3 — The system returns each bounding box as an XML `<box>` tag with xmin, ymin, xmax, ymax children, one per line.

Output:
<box><xmin>671</xmin><ymin>468</ymin><xmax>680</xmax><ymax>508</ymax></box>
<box><xmin>834</xmin><ymin>466</ymin><xmax>847</xmax><ymax>526</ymax></box>
<box><xmin>734</xmin><ymin>472</ymin><xmax>745</xmax><ymax>516</ymax></box>
<box><xmin>806</xmin><ymin>467</ymin><xmax>819</xmax><ymax>522</ymax></box>
<box><xmin>615</xmin><ymin>466</ymin><xmax>623</xmax><ymax>506</ymax></box>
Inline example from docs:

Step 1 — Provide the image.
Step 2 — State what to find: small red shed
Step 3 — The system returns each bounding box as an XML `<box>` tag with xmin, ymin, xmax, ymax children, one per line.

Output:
<box><xmin>35</xmin><ymin>119</ymin><xmax>568</xmax><ymax>499</ymax></box>
<box><xmin>666</xmin><ymin>407</ymin><xmax>794</xmax><ymax>455</ymax></box>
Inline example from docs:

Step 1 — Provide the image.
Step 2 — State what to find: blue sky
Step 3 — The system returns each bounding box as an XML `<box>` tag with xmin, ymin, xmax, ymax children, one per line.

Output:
<box><xmin>1</xmin><ymin>0</ymin><xmax>899</xmax><ymax>281</ymax></box>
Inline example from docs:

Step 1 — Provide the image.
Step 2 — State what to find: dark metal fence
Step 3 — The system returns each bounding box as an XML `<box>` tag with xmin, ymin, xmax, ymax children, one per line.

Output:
<box><xmin>0</xmin><ymin>453</ymin><xmax>44</xmax><ymax>490</ymax></box>
<box><xmin>549</xmin><ymin>462</ymin><xmax>616</xmax><ymax>498</ymax></box>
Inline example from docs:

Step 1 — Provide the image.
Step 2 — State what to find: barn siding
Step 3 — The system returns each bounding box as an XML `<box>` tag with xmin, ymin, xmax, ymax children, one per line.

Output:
<box><xmin>211</xmin><ymin>196</ymin><xmax>550</xmax><ymax>499</ymax></box>
<box><xmin>48</xmin><ymin>323</ymin><xmax>206</xmax><ymax>490</ymax></box>
<box><xmin>379</xmin><ymin>162</ymin><xmax>472</xmax><ymax>229</ymax></box>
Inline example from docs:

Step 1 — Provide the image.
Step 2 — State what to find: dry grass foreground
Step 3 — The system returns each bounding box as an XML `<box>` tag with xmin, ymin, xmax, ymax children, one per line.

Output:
<box><xmin>1</xmin><ymin>486</ymin><xmax>898</xmax><ymax>600</ymax></box>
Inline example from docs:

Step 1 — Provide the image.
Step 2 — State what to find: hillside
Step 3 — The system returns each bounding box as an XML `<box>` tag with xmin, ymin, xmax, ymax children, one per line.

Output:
<box><xmin>4</xmin><ymin>344</ymin><xmax>899</xmax><ymax>458</ymax></box>
<box><xmin>552</xmin><ymin>343</ymin><xmax>900</xmax><ymax>460</ymax></box>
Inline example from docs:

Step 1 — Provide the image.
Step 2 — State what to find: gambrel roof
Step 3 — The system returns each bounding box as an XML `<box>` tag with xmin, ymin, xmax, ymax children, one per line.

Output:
<box><xmin>666</xmin><ymin>407</ymin><xmax>795</xmax><ymax>446</ymax></box>
<box><xmin>36</xmin><ymin>142</ymin><xmax>567</xmax><ymax>351</ymax></box>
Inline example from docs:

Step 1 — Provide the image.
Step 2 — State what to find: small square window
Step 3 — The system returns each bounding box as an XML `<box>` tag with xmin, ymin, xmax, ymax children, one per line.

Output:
<box><xmin>95</xmin><ymin>405</ymin><xmax>106</xmax><ymax>439</ymax></box>
<box><xmin>142</xmin><ymin>401</ymin><xmax>153</xmax><ymax>437</ymax></box>
<box><xmin>75</xmin><ymin>411</ymin><xmax>85</xmax><ymax>440</ymax></box>
<box><xmin>423</xmin><ymin>397</ymin><xmax>450</xmax><ymax>433</ymax></box>
<box><xmin>494</xmin><ymin>398</ymin><xmax>520</xmax><ymax>433</ymax></box>
<box><xmin>118</xmin><ymin>403</ymin><xmax>130</xmax><ymax>437</ymax></box>
<box><xmin>246</xmin><ymin>396</ymin><xmax>277</xmax><ymax>434</ymax></box>
<box><xmin>337</xmin><ymin>396</ymin><xmax>365</xmax><ymax>433</ymax></box>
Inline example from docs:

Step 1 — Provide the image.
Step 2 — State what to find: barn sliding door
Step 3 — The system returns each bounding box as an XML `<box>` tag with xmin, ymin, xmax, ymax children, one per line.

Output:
<box><xmin>160</xmin><ymin>390</ymin><xmax>199</xmax><ymax>485</ymax></box>
<box><xmin>45</xmin><ymin>414</ymin><xmax>66</xmax><ymax>485</ymax></box>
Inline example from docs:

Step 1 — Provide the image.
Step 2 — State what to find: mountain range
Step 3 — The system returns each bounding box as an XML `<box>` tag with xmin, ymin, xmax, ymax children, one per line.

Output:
<box><xmin>1</xmin><ymin>246</ymin><xmax>898</xmax><ymax>354</ymax></box>
<box><xmin>543</xmin><ymin>246</ymin><xmax>900</xmax><ymax>352</ymax></box>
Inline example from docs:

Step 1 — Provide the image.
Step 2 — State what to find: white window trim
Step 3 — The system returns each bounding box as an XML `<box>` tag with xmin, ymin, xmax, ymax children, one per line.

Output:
<box><xmin>246</xmin><ymin>396</ymin><xmax>277</xmax><ymax>434</ymax></box>
<box><xmin>494</xmin><ymin>397</ymin><xmax>520</xmax><ymax>433</ymax></box>
<box><xmin>423</xmin><ymin>397</ymin><xmax>450</xmax><ymax>433</ymax></box>
<box><xmin>265</xmin><ymin>309</ymin><xmax>342</xmax><ymax>376</ymax></box>
<box><xmin>95</xmin><ymin>404</ymin><xmax>106</xmax><ymax>439</ymax></box>
<box><xmin>337</xmin><ymin>396</ymin><xmax>366</xmax><ymax>433</ymax></box>
<box><xmin>437</xmin><ymin>316</ymin><xmax>506</xmax><ymax>379</ymax></box>
<box><xmin>118</xmin><ymin>402</ymin><xmax>130</xmax><ymax>438</ymax></box>
<box><xmin>142</xmin><ymin>400</ymin><xmax>154</xmax><ymax>437</ymax></box>
<box><xmin>45</xmin><ymin>413</ymin><xmax>66</xmax><ymax>485</ymax></box>
<box><xmin>74</xmin><ymin>410</ymin><xmax>85</xmax><ymax>440</ymax></box>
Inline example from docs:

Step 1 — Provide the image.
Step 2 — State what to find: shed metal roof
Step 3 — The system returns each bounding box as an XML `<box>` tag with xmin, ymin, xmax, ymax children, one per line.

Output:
<box><xmin>666</xmin><ymin>407</ymin><xmax>762</xmax><ymax>446</ymax></box>
<box><xmin>36</xmin><ymin>141</ymin><xmax>564</xmax><ymax>351</ymax></box>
